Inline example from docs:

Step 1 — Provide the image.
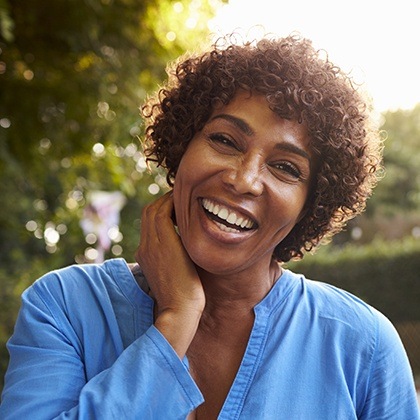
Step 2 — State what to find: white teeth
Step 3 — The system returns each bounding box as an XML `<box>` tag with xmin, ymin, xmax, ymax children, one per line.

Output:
<box><xmin>202</xmin><ymin>199</ymin><xmax>254</xmax><ymax>229</ymax></box>
<box><xmin>242</xmin><ymin>219</ymin><xmax>253</xmax><ymax>229</ymax></box>
<box><xmin>218</xmin><ymin>208</ymin><xmax>229</xmax><ymax>220</ymax></box>
<box><xmin>215</xmin><ymin>221</ymin><xmax>240</xmax><ymax>233</ymax></box>
<box><xmin>226</xmin><ymin>213</ymin><xmax>237</xmax><ymax>224</ymax></box>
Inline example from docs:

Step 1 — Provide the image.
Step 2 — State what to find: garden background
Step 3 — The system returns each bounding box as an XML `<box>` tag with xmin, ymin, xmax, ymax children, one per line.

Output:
<box><xmin>1</xmin><ymin>0</ymin><xmax>419</xmax><ymax>392</ymax></box>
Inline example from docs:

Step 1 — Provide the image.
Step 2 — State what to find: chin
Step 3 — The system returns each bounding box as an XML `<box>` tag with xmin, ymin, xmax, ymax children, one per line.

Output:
<box><xmin>187</xmin><ymin>248</ymin><xmax>248</xmax><ymax>277</ymax></box>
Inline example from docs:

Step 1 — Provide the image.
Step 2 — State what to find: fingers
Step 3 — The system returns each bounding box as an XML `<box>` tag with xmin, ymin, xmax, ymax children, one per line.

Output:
<box><xmin>136</xmin><ymin>191</ymin><xmax>184</xmax><ymax>272</ymax></box>
<box><xmin>140</xmin><ymin>192</ymin><xmax>175</xmax><ymax>240</ymax></box>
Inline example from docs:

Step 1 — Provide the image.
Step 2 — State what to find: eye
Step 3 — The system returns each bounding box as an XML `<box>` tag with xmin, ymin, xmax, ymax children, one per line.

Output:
<box><xmin>271</xmin><ymin>161</ymin><xmax>302</xmax><ymax>179</ymax></box>
<box><xmin>208</xmin><ymin>133</ymin><xmax>240</xmax><ymax>151</ymax></box>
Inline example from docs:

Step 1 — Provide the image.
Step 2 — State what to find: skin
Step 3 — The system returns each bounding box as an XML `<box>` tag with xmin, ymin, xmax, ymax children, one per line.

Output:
<box><xmin>136</xmin><ymin>92</ymin><xmax>316</xmax><ymax>418</ymax></box>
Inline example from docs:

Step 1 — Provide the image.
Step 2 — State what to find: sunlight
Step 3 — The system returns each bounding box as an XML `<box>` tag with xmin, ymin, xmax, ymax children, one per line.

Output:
<box><xmin>209</xmin><ymin>0</ymin><xmax>420</xmax><ymax>113</ymax></box>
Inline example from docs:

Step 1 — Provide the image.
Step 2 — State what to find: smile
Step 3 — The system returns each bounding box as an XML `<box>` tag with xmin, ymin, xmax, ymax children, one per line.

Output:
<box><xmin>201</xmin><ymin>198</ymin><xmax>257</xmax><ymax>232</ymax></box>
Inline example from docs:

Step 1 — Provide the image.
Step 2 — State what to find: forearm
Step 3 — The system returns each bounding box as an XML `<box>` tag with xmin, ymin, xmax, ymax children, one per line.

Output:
<box><xmin>77</xmin><ymin>326</ymin><xmax>203</xmax><ymax>418</ymax></box>
<box><xmin>155</xmin><ymin>309</ymin><xmax>202</xmax><ymax>359</ymax></box>
<box><xmin>0</xmin><ymin>282</ymin><xmax>204</xmax><ymax>419</ymax></box>
<box><xmin>0</xmin><ymin>325</ymin><xmax>203</xmax><ymax>419</ymax></box>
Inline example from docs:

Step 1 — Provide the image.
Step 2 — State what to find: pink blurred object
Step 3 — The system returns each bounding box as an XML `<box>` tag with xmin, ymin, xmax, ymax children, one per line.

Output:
<box><xmin>80</xmin><ymin>191</ymin><xmax>126</xmax><ymax>262</ymax></box>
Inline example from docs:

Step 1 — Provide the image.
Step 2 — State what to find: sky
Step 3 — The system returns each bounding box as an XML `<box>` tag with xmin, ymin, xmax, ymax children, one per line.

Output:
<box><xmin>209</xmin><ymin>0</ymin><xmax>420</xmax><ymax>113</ymax></box>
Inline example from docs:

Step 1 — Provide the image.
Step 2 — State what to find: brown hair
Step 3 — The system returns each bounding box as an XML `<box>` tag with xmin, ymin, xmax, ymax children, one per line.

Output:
<box><xmin>141</xmin><ymin>33</ymin><xmax>383</xmax><ymax>262</ymax></box>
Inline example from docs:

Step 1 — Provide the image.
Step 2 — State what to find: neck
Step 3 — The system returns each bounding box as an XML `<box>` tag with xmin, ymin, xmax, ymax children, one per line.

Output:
<box><xmin>197</xmin><ymin>258</ymin><xmax>282</xmax><ymax>316</ymax></box>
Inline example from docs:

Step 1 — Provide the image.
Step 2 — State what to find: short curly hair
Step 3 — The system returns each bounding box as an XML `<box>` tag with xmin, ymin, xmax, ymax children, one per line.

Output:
<box><xmin>141</xmin><ymin>33</ymin><xmax>383</xmax><ymax>262</ymax></box>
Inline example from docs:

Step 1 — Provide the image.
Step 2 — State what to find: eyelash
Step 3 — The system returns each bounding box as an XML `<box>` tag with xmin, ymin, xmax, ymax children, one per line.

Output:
<box><xmin>209</xmin><ymin>133</ymin><xmax>238</xmax><ymax>149</ymax></box>
<box><xmin>271</xmin><ymin>162</ymin><xmax>302</xmax><ymax>179</ymax></box>
<box><xmin>208</xmin><ymin>133</ymin><xmax>302</xmax><ymax>180</ymax></box>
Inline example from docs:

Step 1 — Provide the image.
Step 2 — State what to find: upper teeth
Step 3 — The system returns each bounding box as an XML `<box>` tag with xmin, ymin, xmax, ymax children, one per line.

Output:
<box><xmin>202</xmin><ymin>199</ymin><xmax>254</xmax><ymax>229</ymax></box>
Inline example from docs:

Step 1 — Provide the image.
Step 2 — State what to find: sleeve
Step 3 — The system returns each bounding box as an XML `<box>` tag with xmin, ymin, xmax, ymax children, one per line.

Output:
<box><xmin>359</xmin><ymin>311</ymin><xmax>420</xmax><ymax>419</ymax></box>
<box><xmin>0</xmin><ymin>283</ymin><xmax>204</xmax><ymax>419</ymax></box>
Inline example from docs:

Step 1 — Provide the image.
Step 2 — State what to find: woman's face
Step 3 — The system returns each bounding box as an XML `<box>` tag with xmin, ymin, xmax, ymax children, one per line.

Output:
<box><xmin>173</xmin><ymin>92</ymin><xmax>315</xmax><ymax>276</ymax></box>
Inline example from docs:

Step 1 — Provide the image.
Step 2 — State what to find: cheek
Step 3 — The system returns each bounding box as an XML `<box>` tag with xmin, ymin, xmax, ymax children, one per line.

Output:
<box><xmin>172</xmin><ymin>157</ymin><xmax>199</xmax><ymax>229</ymax></box>
<box><xmin>270</xmin><ymin>187</ymin><xmax>309</xmax><ymax>227</ymax></box>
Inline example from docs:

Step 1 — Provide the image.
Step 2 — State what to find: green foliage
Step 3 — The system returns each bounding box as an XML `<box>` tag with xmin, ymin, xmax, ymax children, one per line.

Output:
<box><xmin>374</xmin><ymin>104</ymin><xmax>420</xmax><ymax>214</ymax></box>
<box><xmin>332</xmin><ymin>104</ymin><xmax>420</xmax><ymax>245</ymax></box>
<box><xmin>0</xmin><ymin>0</ymin><xmax>223</xmax><ymax>389</ymax></box>
<box><xmin>0</xmin><ymin>0</ymin><xmax>14</xmax><ymax>42</ymax></box>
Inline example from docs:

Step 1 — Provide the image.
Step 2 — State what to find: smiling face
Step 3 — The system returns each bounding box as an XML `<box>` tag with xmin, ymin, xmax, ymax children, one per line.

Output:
<box><xmin>173</xmin><ymin>92</ymin><xmax>315</xmax><ymax>277</ymax></box>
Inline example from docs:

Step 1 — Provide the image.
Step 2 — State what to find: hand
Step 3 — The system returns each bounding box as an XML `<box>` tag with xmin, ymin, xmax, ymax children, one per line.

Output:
<box><xmin>135</xmin><ymin>192</ymin><xmax>205</xmax><ymax>357</ymax></box>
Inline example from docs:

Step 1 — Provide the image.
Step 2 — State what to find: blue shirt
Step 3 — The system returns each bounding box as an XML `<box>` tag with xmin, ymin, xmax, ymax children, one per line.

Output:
<box><xmin>0</xmin><ymin>258</ymin><xmax>418</xmax><ymax>419</ymax></box>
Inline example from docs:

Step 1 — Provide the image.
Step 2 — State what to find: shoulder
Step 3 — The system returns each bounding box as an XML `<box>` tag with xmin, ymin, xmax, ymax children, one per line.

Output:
<box><xmin>24</xmin><ymin>258</ymin><xmax>131</xmax><ymax>311</ymax></box>
<box><xmin>286</xmin><ymin>270</ymin><xmax>397</xmax><ymax>345</ymax></box>
<box><xmin>302</xmin><ymin>273</ymin><xmax>377</xmax><ymax>318</ymax></box>
<box><xmin>15</xmin><ymin>259</ymin><xmax>138</xmax><ymax>345</ymax></box>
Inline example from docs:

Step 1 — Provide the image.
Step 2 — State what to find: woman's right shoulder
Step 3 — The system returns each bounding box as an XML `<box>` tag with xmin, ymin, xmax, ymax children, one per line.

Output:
<box><xmin>24</xmin><ymin>258</ymin><xmax>129</xmax><ymax>308</ymax></box>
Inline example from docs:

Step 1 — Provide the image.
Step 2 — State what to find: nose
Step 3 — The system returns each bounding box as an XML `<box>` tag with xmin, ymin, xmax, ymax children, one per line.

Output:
<box><xmin>222</xmin><ymin>155</ymin><xmax>264</xmax><ymax>196</ymax></box>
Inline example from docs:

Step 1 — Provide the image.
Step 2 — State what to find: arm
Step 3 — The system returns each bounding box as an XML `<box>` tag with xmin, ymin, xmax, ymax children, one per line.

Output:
<box><xmin>0</xmin><ymin>281</ymin><xmax>203</xmax><ymax>419</ymax></box>
<box><xmin>0</xmin><ymin>193</ymin><xmax>205</xmax><ymax>418</ymax></box>
<box><xmin>359</xmin><ymin>311</ymin><xmax>420</xmax><ymax>419</ymax></box>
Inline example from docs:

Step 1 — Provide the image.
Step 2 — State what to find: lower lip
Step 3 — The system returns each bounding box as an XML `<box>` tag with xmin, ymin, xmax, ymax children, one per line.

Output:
<box><xmin>198</xmin><ymin>201</ymin><xmax>256</xmax><ymax>244</ymax></box>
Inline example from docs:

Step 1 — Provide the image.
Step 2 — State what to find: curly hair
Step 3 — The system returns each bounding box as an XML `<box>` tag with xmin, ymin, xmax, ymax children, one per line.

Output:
<box><xmin>141</xmin><ymin>33</ymin><xmax>383</xmax><ymax>262</ymax></box>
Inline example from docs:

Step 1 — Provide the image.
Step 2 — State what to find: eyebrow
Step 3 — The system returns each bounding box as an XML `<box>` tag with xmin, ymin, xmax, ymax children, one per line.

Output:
<box><xmin>210</xmin><ymin>114</ymin><xmax>254</xmax><ymax>136</ymax></box>
<box><xmin>209</xmin><ymin>113</ymin><xmax>311</xmax><ymax>162</ymax></box>
<box><xmin>275</xmin><ymin>142</ymin><xmax>310</xmax><ymax>162</ymax></box>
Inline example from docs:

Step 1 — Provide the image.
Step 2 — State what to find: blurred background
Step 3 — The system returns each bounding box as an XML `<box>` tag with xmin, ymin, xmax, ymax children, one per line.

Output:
<box><xmin>0</xmin><ymin>0</ymin><xmax>419</xmax><ymax>394</ymax></box>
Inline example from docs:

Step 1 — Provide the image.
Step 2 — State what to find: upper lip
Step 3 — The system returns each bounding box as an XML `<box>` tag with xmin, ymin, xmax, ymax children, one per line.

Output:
<box><xmin>200</xmin><ymin>197</ymin><xmax>258</xmax><ymax>229</ymax></box>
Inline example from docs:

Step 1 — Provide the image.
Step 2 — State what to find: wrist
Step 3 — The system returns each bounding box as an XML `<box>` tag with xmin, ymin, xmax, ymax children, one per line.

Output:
<box><xmin>155</xmin><ymin>308</ymin><xmax>202</xmax><ymax>358</ymax></box>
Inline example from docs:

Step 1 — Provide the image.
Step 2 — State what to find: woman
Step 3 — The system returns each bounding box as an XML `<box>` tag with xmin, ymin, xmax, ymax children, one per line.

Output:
<box><xmin>1</xmin><ymin>34</ymin><xmax>418</xmax><ymax>419</ymax></box>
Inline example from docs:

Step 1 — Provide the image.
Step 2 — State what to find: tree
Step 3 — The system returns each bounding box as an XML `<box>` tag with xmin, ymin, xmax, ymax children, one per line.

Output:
<box><xmin>0</xmin><ymin>0</ymin><xmax>224</xmax><ymax>264</ymax></box>
<box><xmin>0</xmin><ymin>0</ymin><xmax>224</xmax><ymax>386</ymax></box>
<box><xmin>332</xmin><ymin>103</ymin><xmax>420</xmax><ymax>245</ymax></box>
<box><xmin>374</xmin><ymin>104</ymin><xmax>420</xmax><ymax>214</ymax></box>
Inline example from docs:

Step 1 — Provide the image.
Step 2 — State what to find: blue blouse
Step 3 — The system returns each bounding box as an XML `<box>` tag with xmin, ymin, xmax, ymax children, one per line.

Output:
<box><xmin>0</xmin><ymin>258</ymin><xmax>418</xmax><ymax>419</ymax></box>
